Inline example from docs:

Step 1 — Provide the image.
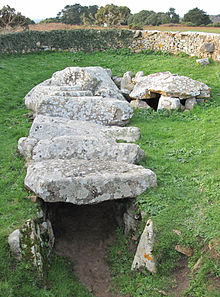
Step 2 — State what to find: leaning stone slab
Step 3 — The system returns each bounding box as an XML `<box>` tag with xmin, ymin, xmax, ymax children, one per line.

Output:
<box><xmin>24</xmin><ymin>159</ymin><xmax>157</xmax><ymax>205</ymax></box>
<box><xmin>25</xmin><ymin>95</ymin><xmax>133</xmax><ymax>126</ymax></box>
<box><xmin>24</xmin><ymin>115</ymin><xmax>141</xmax><ymax>142</ymax></box>
<box><xmin>130</xmin><ymin>71</ymin><xmax>211</xmax><ymax>99</ymax></box>
<box><xmin>19</xmin><ymin>135</ymin><xmax>145</xmax><ymax>164</ymax></box>
<box><xmin>131</xmin><ymin>219</ymin><xmax>156</xmax><ymax>273</ymax></box>
<box><xmin>25</xmin><ymin>66</ymin><xmax>125</xmax><ymax>102</ymax></box>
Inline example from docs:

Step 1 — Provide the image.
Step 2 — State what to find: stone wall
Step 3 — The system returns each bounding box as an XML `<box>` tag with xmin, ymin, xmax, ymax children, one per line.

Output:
<box><xmin>1</xmin><ymin>29</ymin><xmax>220</xmax><ymax>61</ymax></box>
<box><xmin>132</xmin><ymin>30</ymin><xmax>220</xmax><ymax>61</ymax></box>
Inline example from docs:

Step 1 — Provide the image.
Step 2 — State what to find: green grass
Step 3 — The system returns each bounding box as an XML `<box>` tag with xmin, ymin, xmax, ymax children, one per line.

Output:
<box><xmin>0</xmin><ymin>49</ymin><xmax>219</xmax><ymax>296</ymax></box>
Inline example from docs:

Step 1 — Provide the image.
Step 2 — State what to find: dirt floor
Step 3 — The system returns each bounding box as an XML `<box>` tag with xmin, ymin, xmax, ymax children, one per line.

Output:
<box><xmin>50</xmin><ymin>201</ymin><xmax>123</xmax><ymax>297</ymax></box>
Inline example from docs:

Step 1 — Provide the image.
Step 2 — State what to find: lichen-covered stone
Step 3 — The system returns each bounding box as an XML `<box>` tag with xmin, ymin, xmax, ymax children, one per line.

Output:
<box><xmin>157</xmin><ymin>96</ymin><xmax>181</xmax><ymax>110</ymax></box>
<box><xmin>130</xmin><ymin>71</ymin><xmax>211</xmax><ymax>99</ymax></box>
<box><xmin>26</xmin><ymin>115</ymin><xmax>141</xmax><ymax>143</ymax></box>
<box><xmin>24</xmin><ymin>159</ymin><xmax>157</xmax><ymax>205</ymax></box>
<box><xmin>130</xmin><ymin>100</ymin><xmax>151</xmax><ymax>109</ymax></box>
<box><xmin>8</xmin><ymin>229</ymin><xmax>22</xmax><ymax>260</ymax></box>
<box><xmin>25</xmin><ymin>66</ymin><xmax>125</xmax><ymax>102</ymax></box>
<box><xmin>25</xmin><ymin>95</ymin><xmax>133</xmax><ymax>126</ymax></box>
<box><xmin>19</xmin><ymin>135</ymin><xmax>145</xmax><ymax>164</ymax></box>
<box><xmin>131</xmin><ymin>219</ymin><xmax>156</xmax><ymax>273</ymax></box>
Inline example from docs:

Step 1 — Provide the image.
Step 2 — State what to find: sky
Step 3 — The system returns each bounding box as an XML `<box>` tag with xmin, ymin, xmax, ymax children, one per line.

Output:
<box><xmin>1</xmin><ymin>0</ymin><xmax>220</xmax><ymax>21</ymax></box>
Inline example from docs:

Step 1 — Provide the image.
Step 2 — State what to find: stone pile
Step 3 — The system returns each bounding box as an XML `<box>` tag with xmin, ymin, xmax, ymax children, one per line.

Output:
<box><xmin>9</xmin><ymin>66</ymin><xmax>157</xmax><ymax>271</ymax></box>
<box><xmin>117</xmin><ymin>71</ymin><xmax>211</xmax><ymax>111</ymax></box>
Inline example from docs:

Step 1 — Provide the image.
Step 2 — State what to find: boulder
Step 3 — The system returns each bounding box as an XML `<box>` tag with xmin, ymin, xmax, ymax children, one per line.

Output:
<box><xmin>25</xmin><ymin>66</ymin><xmax>125</xmax><ymax>102</ymax></box>
<box><xmin>24</xmin><ymin>159</ymin><xmax>157</xmax><ymax>205</ymax></box>
<box><xmin>8</xmin><ymin>229</ymin><xmax>22</xmax><ymax>260</ymax></box>
<box><xmin>130</xmin><ymin>71</ymin><xmax>211</xmax><ymax>99</ymax></box>
<box><xmin>25</xmin><ymin>95</ymin><xmax>133</xmax><ymax>126</ymax></box>
<box><xmin>157</xmin><ymin>96</ymin><xmax>181</xmax><ymax>110</ymax></box>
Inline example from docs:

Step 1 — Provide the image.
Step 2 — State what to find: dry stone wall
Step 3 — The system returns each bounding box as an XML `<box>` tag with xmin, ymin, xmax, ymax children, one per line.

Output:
<box><xmin>132</xmin><ymin>30</ymin><xmax>220</xmax><ymax>61</ymax></box>
<box><xmin>1</xmin><ymin>29</ymin><xmax>220</xmax><ymax>61</ymax></box>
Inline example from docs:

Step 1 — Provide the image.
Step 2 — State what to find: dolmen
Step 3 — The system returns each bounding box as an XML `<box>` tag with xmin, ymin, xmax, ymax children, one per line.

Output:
<box><xmin>9</xmin><ymin>66</ymin><xmax>157</xmax><ymax>272</ymax></box>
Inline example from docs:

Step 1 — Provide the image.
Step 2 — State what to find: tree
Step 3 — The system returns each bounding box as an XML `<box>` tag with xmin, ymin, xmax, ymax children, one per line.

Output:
<box><xmin>167</xmin><ymin>8</ymin><xmax>179</xmax><ymax>23</ymax></box>
<box><xmin>57</xmin><ymin>4</ymin><xmax>98</xmax><ymax>25</ymax></box>
<box><xmin>0</xmin><ymin>5</ymin><xmax>31</xmax><ymax>32</ymax></box>
<box><xmin>183</xmin><ymin>7</ymin><xmax>211</xmax><ymax>26</ymax></box>
<box><xmin>95</xmin><ymin>4</ymin><xmax>131</xmax><ymax>27</ymax></box>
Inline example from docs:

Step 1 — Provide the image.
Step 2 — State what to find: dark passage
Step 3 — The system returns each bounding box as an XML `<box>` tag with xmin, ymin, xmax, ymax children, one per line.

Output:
<box><xmin>47</xmin><ymin>201</ymin><xmax>125</xmax><ymax>297</ymax></box>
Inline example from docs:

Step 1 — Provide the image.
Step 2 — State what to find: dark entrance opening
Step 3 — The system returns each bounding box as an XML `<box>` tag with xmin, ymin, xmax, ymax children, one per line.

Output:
<box><xmin>46</xmin><ymin>200</ymin><xmax>126</xmax><ymax>297</ymax></box>
<box><xmin>143</xmin><ymin>92</ymin><xmax>161</xmax><ymax>111</ymax></box>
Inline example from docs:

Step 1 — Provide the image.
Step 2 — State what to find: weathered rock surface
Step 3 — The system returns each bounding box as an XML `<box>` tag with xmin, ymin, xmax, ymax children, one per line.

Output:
<box><xmin>130</xmin><ymin>99</ymin><xmax>151</xmax><ymax>109</ymax></box>
<box><xmin>185</xmin><ymin>97</ymin><xmax>197</xmax><ymax>110</ymax></box>
<box><xmin>25</xmin><ymin>66</ymin><xmax>125</xmax><ymax>102</ymax></box>
<box><xmin>157</xmin><ymin>96</ymin><xmax>181</xmax><ymax>110</ymax></box>
<box><xmin>121</xmin><ymin>71</ymin><xmax>134</xmax><ymax>94</ymax></box>
<box><xmin>130</xmin><ymin>71</ymin><xmax>211</xmax><ymax>99</ymax></box>
<box><xmin>24</xmin><ymin>159</ymin><xmax>157</xmax><ymax>205</ymax></box>
<box><xmin>25</xmin><ymin>115</ymin><xmax>141</xmax><ymax>142</ymax></box>
<box><xmin>25</xmin><ymin>95</ymin><xmax>133</xmax><ymax>126</ymax></box>
<box><xmin>8</xmin><ymin>213</ymin><xmax>54</xmax><ymax>274</ymax></box>
<box><xmin>196</xmin><ymin>58</ymin><xmax>210</xmax><ymax>66</ymax></box>
<box><xmin>131</xmin><ymin>219</ymin><xmax>156</xmax><ymax>273</ymax></box>
<box><xmin>19</xmin><ymin>135</ymin><xmax>145</xmax><ymax>164</ymax></box>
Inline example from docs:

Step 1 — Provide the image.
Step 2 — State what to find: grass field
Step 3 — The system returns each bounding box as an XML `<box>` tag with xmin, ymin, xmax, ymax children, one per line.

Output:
<box><xmin>0</xmin><ymin>49</ymin><xmax>219</xmax><ymax>296</ymax></box>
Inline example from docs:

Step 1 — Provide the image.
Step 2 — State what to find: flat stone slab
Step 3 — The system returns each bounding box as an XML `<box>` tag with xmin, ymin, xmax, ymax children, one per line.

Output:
<box><xmin>25</xmin><ymin>95</ymin><xmax>133</xmax><ymax>126</ymax></box>
<box><xmin>25</xmin><ymin>85</ymin><xmax>93</xmax><ymax>111</ymax></box>
<box><xmin>27</xmin><ymin>115</ymin><xmax>141</xmax><ymax>142</ymax></box>
<box><xmin>24</xmin><ymin>159</ymin><xmax>157</xmax><ymax>205</ymax></box>
<box><xmin>130</xmin><ymin>71</ymin><xmax>211</xmax><ymax>99</ymax></box>
<box><xmin>19</xmin><ymin>135</ymin><xmax>145</xmax><ymax>164</ymax></box>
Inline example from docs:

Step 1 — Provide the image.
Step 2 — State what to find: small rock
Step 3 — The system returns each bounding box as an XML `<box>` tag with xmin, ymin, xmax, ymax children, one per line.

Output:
<box><xmin>8</xmin><ymin>229</ymin><xmax>22</xmax><ymax>260</ymax></box>
<box><xmin>157</xmin><ymin>96</ymin><xmax>180</xmax><ymax>110</ymax></box>
<box><xmin>121</xmin><ymin>71</ymin><xmax>135</xmax><ymax>92</ymax></box>
<box><xmin>175</xmin><ymin>245</ymin><xmax>193</xmax><ymax>257</ymax></box>
<box><xmin>196</xmin><ymin>58</ymin><xmax>210</xmax><ymax>66</ymax></box>
<box><xmin>185</xmin><ymin>97</ymin><xmax>197</xmax><ymax>110</ymax></box>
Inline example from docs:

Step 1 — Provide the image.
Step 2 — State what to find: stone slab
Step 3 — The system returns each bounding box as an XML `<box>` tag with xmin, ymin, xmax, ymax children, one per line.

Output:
<box><xmin>130</xmin><ymin>71</ymin><xmax>211</xmax><ymax>99</ymax></box>
<box><xmin>26</xmin><ymin>95</ymin><xmax>133</xmax><ymax>126</ymax></box>
<box><xmin>27</xmin><ymin>115</ymin><xmax>141</xmax><ymax>142</ymax></box>
<box><xmin>24</xmin><ymin>159</ymin><xmax>157</xmax><ymax>205</ymax></box>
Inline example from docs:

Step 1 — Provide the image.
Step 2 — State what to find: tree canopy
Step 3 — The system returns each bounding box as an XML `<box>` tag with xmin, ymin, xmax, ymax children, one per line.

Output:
<box><xmin>183</xmin><ymin>7</ymin><xmax>211</xmax><ymax>26</ymax></box>
<box><xmin>95</xmin><ymin>4</ymin><xmax>131</xmax><ymax>26</ymax></box>
<box><xmin>56</xmin><ymin>4</ymin><xmax>98</xmax><ymax>25</ymax></box>
<box><xmin>0</xmin><ymin>5</ymin><xmax>33</xmax><ymax>32</ymax></box>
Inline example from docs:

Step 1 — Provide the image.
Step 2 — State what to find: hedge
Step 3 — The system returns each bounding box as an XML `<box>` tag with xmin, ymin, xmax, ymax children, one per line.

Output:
<box><xmin>0</xmin><ymin>29</ymin><xmax>134</xmax><ymax>54</ymax></box>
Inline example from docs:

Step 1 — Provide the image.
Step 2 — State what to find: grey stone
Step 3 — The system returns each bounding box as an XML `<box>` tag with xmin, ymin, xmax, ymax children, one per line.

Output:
<box><xmin>131</xmin><ymin>219</ymin><xmax>156</xmax><ymax>273</ymax></box>
<box><xmin>25</xmin><ymin>66</ymin><xmax>125</xmax><ymax>101</ymax></box>
<box><xmin>24</xmin><ymin>159</ymin><xmax>157</xmax><ymax>205</ymax></box>
<box><xmin>20</xmin><ymin>135</ymin><xmax>145</xmax><ymax>164</ymax></box>
<box><xmin>112</xmin><ymin>76</ymin><xmax>122</xmax><ymax>88</ymax></box>
<box><xmin>8</xmin><ymin>229</ymin><xmax>22</xmax><ymax>260</ymax></box>
<box><xmin>26</xmin><ymin>115</ymin><xmax>141</xmax><ymax>143</ymax></box>
<box><xmin>121</xmin><ymin>71</ymin><xmax>135</xmax><ymax>92</ymax></box>
<box><xmin>157</xmin><ymin>96</ymin><xmax>181</xmax><ymax>110</ymax></box>
<box><xmin>196</xmin><ymin>58</ymin><xmax>210</xmax><ymax>66</ymax></box>
<box><xmin>135</xmin><ymin>71</ymin><xmax>144</xmax><ymax>79</ymax></box>
<box><xmin>25</xmin><ymin>95</ymin><xmax>133</xmax><ymax>126</ymax></box>
<box><xmin>205</xmin><ymin>43</ymin><xmax>215</xmax><ymax>53</ymax></box>
<box><xmin>130</xmin><ymin>71</ymin><xmax>211</xmax><ymax>99</ymax></box>
<box><xmin>185</xmin><ymin>97</ymin><xmax>197</xmax><ymax>110</ymax></box>
<box><xmin>130</xmin><ymin>100</ymin><xmax>151</xmax><ymax>109</ymax></box>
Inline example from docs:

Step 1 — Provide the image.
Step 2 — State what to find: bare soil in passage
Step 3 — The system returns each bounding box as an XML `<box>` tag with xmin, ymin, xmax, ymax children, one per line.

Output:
<box><xmin>50</xmin><ymin>201</ymin><xmax>124</xmax><ymax>297</ymax></box>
